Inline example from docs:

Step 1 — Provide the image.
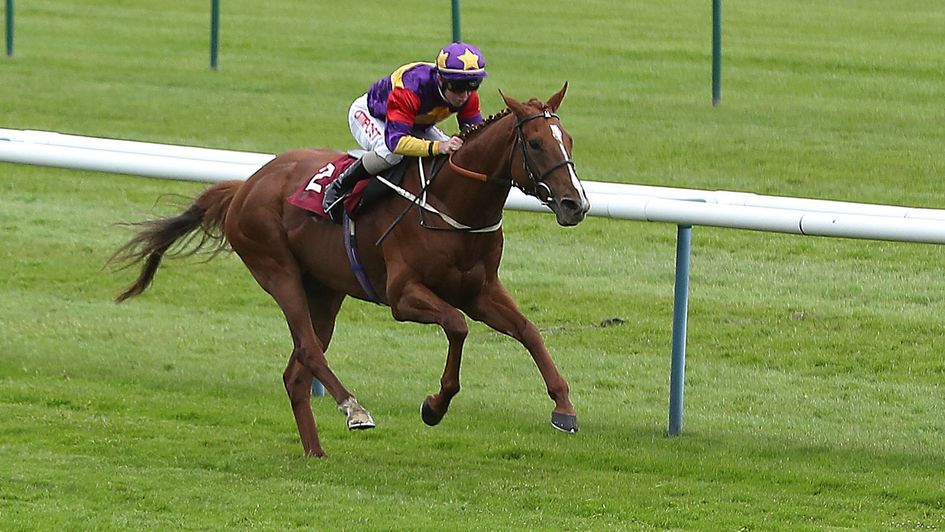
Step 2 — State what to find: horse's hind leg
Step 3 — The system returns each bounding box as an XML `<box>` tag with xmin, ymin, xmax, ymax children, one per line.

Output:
<box><xmin>238</xmin><ymin>256</ymin><xmax>355</xmax><ymax>456</ymax></box>
<box><xmin>302</xmin><ymin>277</ymin><xmax>374</xmax><ymax>430</ymax></box>
<box><xmin>281</xmin><ymin>357</ymin><xmax>326</xmax><ymax>456</ymax></box>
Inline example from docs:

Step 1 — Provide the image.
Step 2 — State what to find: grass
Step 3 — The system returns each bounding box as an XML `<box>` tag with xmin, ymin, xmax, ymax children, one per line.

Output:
<box><xmin>3</xmin><ymin>0</ymin><xmax>945</xmax><ymax>529</ymax></box>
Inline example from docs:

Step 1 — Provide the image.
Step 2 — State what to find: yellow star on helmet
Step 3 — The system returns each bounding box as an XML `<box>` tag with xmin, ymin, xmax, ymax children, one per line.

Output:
<box><xmin>457</xmin><ymin>48</ymin><xmax>481</xmax><ymax>70</ymax></box>
<box><xmin>436</xmin><ymin>50</ymin><xmax>449</xmax><ymax>68</ymax></box>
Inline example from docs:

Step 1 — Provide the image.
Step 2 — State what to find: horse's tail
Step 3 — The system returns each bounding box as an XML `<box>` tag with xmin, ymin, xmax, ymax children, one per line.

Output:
<box><xmin>109</xmin><ymin>180</ymin><xmax>243</xmax><ymax>303</ymax></box>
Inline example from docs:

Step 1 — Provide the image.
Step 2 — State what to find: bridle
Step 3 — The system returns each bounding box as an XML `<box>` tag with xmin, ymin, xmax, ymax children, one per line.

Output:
<box><xmin>510</xmin><ymin>110</ymin><xmax>577</xmax><ymax>204</ymax></box>
<box><xmin>448</xmin><ymin>109</ymin><xmax>577</xmax><ymax>205</ymax></box>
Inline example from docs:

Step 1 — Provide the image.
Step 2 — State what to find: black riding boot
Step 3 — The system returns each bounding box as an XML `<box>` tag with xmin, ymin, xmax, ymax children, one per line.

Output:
<box><xmin>322</xmin><ymin>158</ymin><xmax>370</xmax><ymax>223</ymax></box>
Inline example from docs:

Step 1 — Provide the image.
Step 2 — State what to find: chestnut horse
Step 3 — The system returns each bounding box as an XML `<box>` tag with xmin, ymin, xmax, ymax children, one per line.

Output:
<box><xmin>111</xmin><ymin>84</ymin><xmax>589</xmax><ymax>456</ymax></box>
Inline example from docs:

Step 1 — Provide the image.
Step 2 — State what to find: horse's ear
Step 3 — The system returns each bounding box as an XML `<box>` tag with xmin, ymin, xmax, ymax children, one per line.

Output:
<box><xmin>499</xmin><ymin>89</ymin><xmax>527</xmax><ymax>116</ymax></box>
<box><xmin>547</xmin><ymin>82</ymin><xmax>569</xmax><ymax>112</ymax></box>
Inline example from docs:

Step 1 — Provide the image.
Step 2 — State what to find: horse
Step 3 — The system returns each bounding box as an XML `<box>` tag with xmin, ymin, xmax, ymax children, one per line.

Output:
<box><xmin>110</xmin><ymin>83</ymin><xmax>590</xmax><ymax>457</ymax></box>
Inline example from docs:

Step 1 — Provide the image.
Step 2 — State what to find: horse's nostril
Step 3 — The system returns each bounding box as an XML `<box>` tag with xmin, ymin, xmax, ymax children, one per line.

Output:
<box><xmin>560</xmin><ymin>198</ymin><xmax>581</xmax><ymax>213</ymax></box>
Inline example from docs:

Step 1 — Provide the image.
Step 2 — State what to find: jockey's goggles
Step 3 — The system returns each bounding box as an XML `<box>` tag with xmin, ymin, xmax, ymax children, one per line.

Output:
<box><xmin>444</xmin><ymin>78</ymin><xmax>482</xmax><ymax>92</ymax></box>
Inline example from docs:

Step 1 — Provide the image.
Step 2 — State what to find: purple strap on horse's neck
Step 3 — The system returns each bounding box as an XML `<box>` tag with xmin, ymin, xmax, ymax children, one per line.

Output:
<box><xmin>342</xmin><ymin>212</ymin><xmax>382</xmax><ymax>304</ymax></box>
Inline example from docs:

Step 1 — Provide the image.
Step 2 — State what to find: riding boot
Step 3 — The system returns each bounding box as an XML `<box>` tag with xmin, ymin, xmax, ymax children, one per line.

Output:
<box><xmin>322</xmin><ymin>158</ymin><xmax>371</xmax><ymax>223</ymax></box>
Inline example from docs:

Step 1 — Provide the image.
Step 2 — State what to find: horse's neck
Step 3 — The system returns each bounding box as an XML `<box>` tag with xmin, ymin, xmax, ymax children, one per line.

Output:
<box><xmin>425</xmin><ymin>118</ymin><xmax>516</xmax><ymax>225</ymax></box>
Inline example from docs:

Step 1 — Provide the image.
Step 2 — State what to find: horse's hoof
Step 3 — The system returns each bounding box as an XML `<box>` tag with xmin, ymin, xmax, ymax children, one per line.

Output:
<box><xmin>339</xmin><ymin>397</ymin><xmax>376</xmax><ymax>430</ymax></box>
<box><xmin>347</xmin><ymin>415</ymin><xmax>376</xmax><ymax>430</ymax></box>
<box><xmin>346</xmin><ymin>407</ymin><xmax>375</xmax><ymax>430</ymax></box>
<box><xmin>551</xmin><ymin>412</ymin><xmax>579</xmax><ymax>434</ymax></box>
<box><xmin>420</xmin><ymin>398</ymin><xmax>444</xmax><ymax>426</ymax></box>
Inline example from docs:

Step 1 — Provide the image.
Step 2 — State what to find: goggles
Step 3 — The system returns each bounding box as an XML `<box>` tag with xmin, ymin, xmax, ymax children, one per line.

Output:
<box><xmin>444</xmin><ymin>78</ymin><xmax>482</xmax><ymax>92</ymax></box>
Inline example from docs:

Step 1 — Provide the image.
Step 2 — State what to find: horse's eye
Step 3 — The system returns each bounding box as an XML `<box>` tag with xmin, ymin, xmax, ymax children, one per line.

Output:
<box><xmin>528</xmin><ymin>139</ymin><xmax>542</xmax><ymax>150</ymax></box>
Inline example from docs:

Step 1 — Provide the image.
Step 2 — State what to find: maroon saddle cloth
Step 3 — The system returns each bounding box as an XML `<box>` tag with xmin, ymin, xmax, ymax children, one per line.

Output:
<box><xmin>287</xmin><ymin>153</ymin><xmax>409</xmax><ymax>222</ymax></box>
<box><xmin>286</xmin><ymin>154</ymin><xmax>368</xmax><ymax>221</ymax></box>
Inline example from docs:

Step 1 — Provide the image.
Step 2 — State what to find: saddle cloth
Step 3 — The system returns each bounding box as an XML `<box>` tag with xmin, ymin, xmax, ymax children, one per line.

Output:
<box><xmin>286</xmin><ymin>153</ymin><xmax>407</xmax><ymax>222</ymax></box>
<box><xmin>286</xmin><ymin>154</ymin><xmax>362</xmax><ymax>221</ymax></box>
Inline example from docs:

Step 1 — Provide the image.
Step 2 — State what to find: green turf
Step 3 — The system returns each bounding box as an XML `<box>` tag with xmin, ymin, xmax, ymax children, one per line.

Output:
<box><xmin>2</xmin><ymin>0</ymin><xmax>945</xmax><ymax>529</ymax></box>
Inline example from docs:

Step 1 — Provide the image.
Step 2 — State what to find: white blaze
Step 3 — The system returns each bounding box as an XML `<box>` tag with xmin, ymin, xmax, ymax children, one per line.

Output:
<box><xmin>549</xmin><ymin>124</ymin><xmax>589</xmax><ymax>207</ymax></box>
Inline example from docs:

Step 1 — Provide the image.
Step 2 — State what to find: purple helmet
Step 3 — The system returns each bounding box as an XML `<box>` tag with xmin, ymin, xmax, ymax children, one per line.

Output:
<box><xmin>435</xmin><ymin>42</ymin><xmax>488</xmax><ymax>84</ymax></box>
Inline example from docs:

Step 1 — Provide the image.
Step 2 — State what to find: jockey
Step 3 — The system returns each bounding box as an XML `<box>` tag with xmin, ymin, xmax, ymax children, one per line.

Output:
<box><xmin>322</xmin><ymin>41</ymin><xmax>488</xmax><ymax>222</ymax></box>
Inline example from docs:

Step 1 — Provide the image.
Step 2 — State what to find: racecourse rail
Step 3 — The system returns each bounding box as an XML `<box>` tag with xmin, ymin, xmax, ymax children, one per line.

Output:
<box><xmin>4</xmin><ymin>127</ymin><xmax>945</xmax><ymax>435</ymax></box>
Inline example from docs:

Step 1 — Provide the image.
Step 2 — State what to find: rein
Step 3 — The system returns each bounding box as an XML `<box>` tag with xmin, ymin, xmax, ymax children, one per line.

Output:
<box><xmin>448</xmin><ymin>152</ymin><xmax>488</xmax><ymax>181</ymax></box>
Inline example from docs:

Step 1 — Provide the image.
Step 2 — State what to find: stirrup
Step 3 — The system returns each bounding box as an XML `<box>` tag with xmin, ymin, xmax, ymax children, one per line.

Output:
<box><xmin>322</xmin><ymin>159</ymin><xmax>369</xmax><ymax>222</ymax></box>
<box><xmin>324</xmin><ymin>195</ymin><xmax>346</xmax><ymax>223</ymax></box>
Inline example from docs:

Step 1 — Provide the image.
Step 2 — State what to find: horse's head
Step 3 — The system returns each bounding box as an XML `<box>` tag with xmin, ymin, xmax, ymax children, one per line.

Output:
<box><xmin>500</xmin><ymin>83</ymin><xmax>590</xmax><ymax>226</ymax></box>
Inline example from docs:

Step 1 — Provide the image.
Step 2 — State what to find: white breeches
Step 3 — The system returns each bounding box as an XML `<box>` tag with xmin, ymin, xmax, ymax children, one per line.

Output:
<box><xmin>347</xmin><ymin>93</ymin><xmax>450</xmax><ymax>168</ymax></box>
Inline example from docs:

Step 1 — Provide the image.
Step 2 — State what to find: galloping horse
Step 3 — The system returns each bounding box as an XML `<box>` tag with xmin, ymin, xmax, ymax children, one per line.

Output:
<box><xmin>111</xmin><ymin>84</ymin><xmax>590</xmax><ymax>457</ymax></box>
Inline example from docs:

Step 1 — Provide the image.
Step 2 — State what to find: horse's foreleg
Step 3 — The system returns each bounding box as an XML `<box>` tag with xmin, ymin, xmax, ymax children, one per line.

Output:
<box><xmin>389</xmin><ymin>281</ymin><xmax>468</xmax><ymax>426</ymax></box>
<box><xmin>466</xmin><ymin>281</ymin><xmax>578</xmax><ymax>433</ymax></box>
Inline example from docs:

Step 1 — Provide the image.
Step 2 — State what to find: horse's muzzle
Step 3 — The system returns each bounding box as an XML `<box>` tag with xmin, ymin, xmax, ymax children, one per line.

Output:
<box><xmin>553</xmin><ymin>197</ymin><xmax>589</xmax><ymax>226</ymax></box>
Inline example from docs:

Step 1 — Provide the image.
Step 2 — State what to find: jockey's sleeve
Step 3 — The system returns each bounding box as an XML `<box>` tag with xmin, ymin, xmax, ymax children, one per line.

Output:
<box><xmin>386</xmin><ymin>87</ymin><xmax>441</xmax><ymax>157</ymax></box>
<box><xmin>457</xmin><ymin>91</ymin><xmax>484</xmax><ymax>129</ymax></box>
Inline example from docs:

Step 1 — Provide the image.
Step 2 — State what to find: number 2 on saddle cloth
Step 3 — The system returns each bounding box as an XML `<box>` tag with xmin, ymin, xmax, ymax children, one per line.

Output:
<box><xmin>286</xmin><ymin>155</ymin><xmax>360</xmax><ymax>221</ymax></box>
<box><xmin>286</xmin><ymin>154</ymin><xmax>408</xmax><ymax>221</ymax></box>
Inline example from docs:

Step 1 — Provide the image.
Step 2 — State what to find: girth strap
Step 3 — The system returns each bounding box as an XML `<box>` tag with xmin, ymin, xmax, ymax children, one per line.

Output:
<box><xmin>342</xmin><ymin>212</ymin><xmax>382</xmax><ymax>304</ymax></box>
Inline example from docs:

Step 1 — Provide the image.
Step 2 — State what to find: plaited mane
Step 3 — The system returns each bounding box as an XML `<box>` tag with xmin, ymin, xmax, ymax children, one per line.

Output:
<box><xmin>458</xmin><ymin>108</ymin><xmax>512</xmax><ymax>141</ymax></box>
<box><xmin>458</xmin><ymin>99</ymin><xmax>552</xmax><ymax>141</ymax></box>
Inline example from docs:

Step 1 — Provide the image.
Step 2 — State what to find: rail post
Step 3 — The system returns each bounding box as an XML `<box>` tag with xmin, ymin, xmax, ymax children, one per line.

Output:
<box><xmin>712</xmin><ymin>0</ymin><xmax>722</xmax><ymax>106</ymax></box>
<box><xmin>210</xmin><ymin>0</ymin><xmax>220</xmax><ymax>70</ymax></box>
<box><xmin>451</xmin><ymin>0</ymin><xmax>461</xmax><ymax>41</ymax></box>
<box><xmin>5</xmin><ymin>0</ymin><xmax>13</xmax><ymax>57</ymax></box>
<box><xmin>669</xmin><ymin>224</ymin><xmax>692</xmax><ymax>435</ymax></box>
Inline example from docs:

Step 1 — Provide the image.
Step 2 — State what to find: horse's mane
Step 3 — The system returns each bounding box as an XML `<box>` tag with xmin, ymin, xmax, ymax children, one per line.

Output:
<box><xmin>458</xmin><ymin>98</ymin><xmax>551</xmax><ymax>141</ymax></box>
<box><xmin>458</xmin><ymin>108</ymin><xmax>512</xmax><ymax>141</ymax></box>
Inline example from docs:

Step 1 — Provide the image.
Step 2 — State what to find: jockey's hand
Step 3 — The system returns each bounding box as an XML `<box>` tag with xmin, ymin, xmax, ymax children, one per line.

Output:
<box><xmin>438</xmin><ymin>136</ymin><xmax>464</xmax><ymax>154</ymax></box>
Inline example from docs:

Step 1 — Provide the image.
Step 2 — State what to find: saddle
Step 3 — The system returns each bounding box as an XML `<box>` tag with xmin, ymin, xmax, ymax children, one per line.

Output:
<box><xmin>287</xmin><ymin>152</ymin><xmax>408</xmax><ymax>221</ymax></box>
